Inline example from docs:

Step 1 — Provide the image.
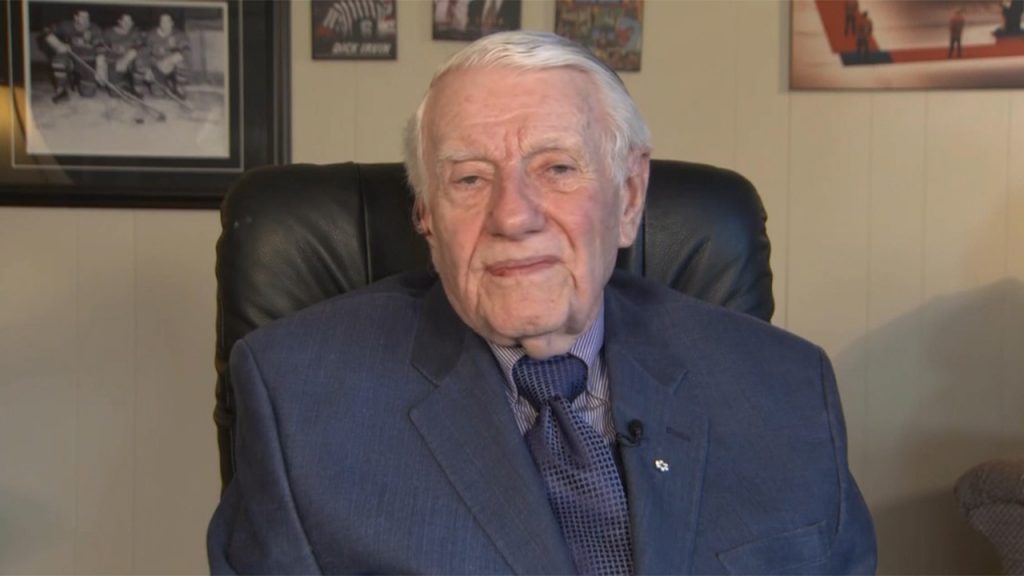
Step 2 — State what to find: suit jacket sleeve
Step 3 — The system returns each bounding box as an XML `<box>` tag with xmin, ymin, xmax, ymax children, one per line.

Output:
<box><xmin>207</xmin><ymin>340</ymin><xmax>323</xmax><ymax>575</ymax></box>
<box><xmin>818</xmin><ymin>348</ymin><xmax>877</xmax><ymax>574</ymax></box>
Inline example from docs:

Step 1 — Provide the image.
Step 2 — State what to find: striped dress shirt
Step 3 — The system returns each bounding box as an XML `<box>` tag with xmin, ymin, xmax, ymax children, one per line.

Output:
<box><xmin>487</xmin><ymin>305</ymin><xmax>616</xmax><ymax>444</ymax></box>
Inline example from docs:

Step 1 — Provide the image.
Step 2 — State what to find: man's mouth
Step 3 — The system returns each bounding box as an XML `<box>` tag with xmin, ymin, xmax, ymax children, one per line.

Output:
<box><xmin>486</xmin><ymin>256</ymin><xmax>559</xmax><ymax>277</ymax></box>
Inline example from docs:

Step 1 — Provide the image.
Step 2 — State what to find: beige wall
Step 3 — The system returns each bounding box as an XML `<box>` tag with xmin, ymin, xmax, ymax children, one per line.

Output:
<box><xmin>0</xmin><ymin>209</ymin><xmax>221</xmax><ymax>573</ymax></box>
<box><xmin>1</xmin><ymin>0</ymin><xmax>1021</xmax><ymax>572</ymax></box>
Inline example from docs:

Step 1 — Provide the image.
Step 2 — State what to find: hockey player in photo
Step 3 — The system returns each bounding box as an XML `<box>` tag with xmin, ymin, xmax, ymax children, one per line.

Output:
<box><xmin>142</xmin><ymin>13</ymin><xmax>191</xmax><ymax>100</ymax></box>
<box><xmin>98</xmin><ymin>12</ymin><xmax>146</xmax><ymax>98</ymax></box>
<box><xmin>43</xmin><ymin>8</ymin><xmax>104</xmax><ymax>104</ymax></box>
<box><xmin>23</xmin><ymin>3</ymin><xmax>230</xmax><ymax>159</ymax></box>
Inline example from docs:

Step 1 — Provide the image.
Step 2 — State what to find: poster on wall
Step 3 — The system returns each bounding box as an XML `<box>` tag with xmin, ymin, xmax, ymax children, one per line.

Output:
<box><xmin>791</xmin><ymin>0</ymin><xmax>1024</xmax><ymax>89</ymax></box>
<box><xmin>554</xmin><ymin>0</ymin><xmax>643</xmax><ymax>71</ymax></box>
<box><xmin>432</xmin><ymin>0</ymin><xmax>521</xmax><ymax>41</ymax></box>
<box><xmin>312</xmin><ymin>0</ymin><xmax>397</xmax><ymax>60</ymax></box>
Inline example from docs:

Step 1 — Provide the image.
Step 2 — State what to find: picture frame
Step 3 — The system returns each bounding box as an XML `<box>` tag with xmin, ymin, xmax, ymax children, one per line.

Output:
<box><xmin>312</xmin><ymin>0</ymin><xmax>397</xmax><ymax>60</ymax></box>
<box><xmin>791</xmin><ymin>0</ymin><xmax>1024</xmax><ymax>90</ymax></box>
<box><xmin>554</xmin><ymin>0</ymin><xmax>643</xmax><ymax>72</ymax></box>
<box><xmin>0</xmin><ymin>0</ymin><xmax>290</xmax><ymax>208</ymax></box>
<box><xmin>432</xmin><ymin>0</ymin><xmax>521</xmax><ymax>42</ymax></box>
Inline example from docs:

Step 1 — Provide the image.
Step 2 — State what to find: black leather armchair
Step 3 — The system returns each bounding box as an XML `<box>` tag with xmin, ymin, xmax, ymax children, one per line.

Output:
<box><xmin>214</xmin><ymin>160</ymin><xmax>773</xmax><ymax>488</ymax></box>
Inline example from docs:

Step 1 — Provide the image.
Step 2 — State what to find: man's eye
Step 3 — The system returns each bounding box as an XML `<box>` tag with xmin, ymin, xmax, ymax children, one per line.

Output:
<box><xmin>456</xmin><ymin>175</ymin><xmax>481</xmax><ymax>186</ymax></box>
<box><xmin>549</xmin><ymin>164</ymin><xmax>575</xmax><ymax>175</ymax></box>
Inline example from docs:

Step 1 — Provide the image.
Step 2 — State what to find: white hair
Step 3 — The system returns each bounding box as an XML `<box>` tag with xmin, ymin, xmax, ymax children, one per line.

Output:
<box><xmin>403</xmin><ymin>31</ymin><xmax>651</xmax><ymax>201</ymax></box>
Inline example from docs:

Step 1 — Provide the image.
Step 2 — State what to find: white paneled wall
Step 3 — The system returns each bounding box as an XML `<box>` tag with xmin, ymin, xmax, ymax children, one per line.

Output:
<box><xmin>1</xmin><ymin>0</ymin><xmax>1021</xmax><ymax>573</ymax></box>
<box><xmin>0</xmin><ymin>210</ymin><xmax>221</xmax><ymax>573</ymax></box>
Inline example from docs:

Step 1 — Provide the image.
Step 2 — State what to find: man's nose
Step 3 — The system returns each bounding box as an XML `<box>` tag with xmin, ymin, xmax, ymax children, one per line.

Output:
<box><xmin>486</xmin><ymin>169</ymin><xmax>545</xmax><ymax>238</ymax></box>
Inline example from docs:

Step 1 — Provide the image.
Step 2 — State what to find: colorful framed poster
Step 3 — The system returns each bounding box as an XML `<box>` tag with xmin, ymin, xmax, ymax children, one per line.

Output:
<box><xmin>791</xmin><ymin>0</ymin><xmax>1024</xmax><ymax>89</ymax></box>
<box><xmin>555</xmin><ymin>0</ymin><xmax>643</xmax><ymax>71</ymax></box>
<box><xmin>433</xmin><ymin>0</ymin><xmax>521</xmax><ymax>41</ymax></box>
<box><xmin>312</xmin><ymin>0</ymin><xmax>396</xmax><ymax>59</ymax></box>
<box><xmin>0</xmin><ymin>0</ymin><xmax>290</xmax><ymax>208</ymax></box>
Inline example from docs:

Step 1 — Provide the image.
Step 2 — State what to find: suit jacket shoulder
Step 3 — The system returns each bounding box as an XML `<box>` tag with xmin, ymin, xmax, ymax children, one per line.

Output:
<box><xmin>602</xmin><ymin>271</ymin><xmax>875</xmax><ymax>574</ymax></box>
<box><xmin>243</xmin><ymin>272</ymin><xmax>434</xmax><ymax>351</ymax></box>
<box><xmin>605</xmin><ymin>270</ymin><xmax>826</xmax><ymax>412</ymax></box>
<box><xmin>238</xmin><ymin>273</ymin><xmax>438</xmax><ymax>390</ymax></box>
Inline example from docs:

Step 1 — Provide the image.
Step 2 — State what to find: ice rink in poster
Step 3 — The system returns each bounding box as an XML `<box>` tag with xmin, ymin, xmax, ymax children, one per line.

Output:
<box><xmin>792</xmin><ymin>0</ymin><xmax>1024</xmax><ymax>89</ymax></box>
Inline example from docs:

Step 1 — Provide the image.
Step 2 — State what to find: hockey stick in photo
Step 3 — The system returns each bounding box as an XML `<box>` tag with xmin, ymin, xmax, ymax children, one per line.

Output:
<box><xmin>148</xmin><ymin>75</ymin><xmax>195</xmax><ymax>111</ymax></box>
<box><xmin>66</xmin><ymin>50</ymin><xmax>167</xmax><ymax>122</ymax></box>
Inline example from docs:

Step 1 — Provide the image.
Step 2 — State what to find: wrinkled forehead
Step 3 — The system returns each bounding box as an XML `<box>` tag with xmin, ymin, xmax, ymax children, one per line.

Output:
<box><xmin>422</xmin><ymin>66</ymin><xmax>602</xmax><ymax>151</ymax></box>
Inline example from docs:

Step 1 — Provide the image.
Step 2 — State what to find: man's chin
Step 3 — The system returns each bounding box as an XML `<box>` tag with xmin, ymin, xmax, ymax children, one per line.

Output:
<box><xmin>483</xmin><ymin>309</ymin><xmax>559</xmax><ymax>337</ymax></box>
<box><xmin>480</xmin><ymin>326</ymin><xmax>578</xmax><ymax>359</ymax></box>
<box><xmin>516</xmin><ymin>333</ymin><xmax>579</xmax><ymax>359</ymax></box>
<box><xmin>481</xmin><ymin>310</ymin><xmax>582</xmax><ymax>355</ymax></box>
<box><xmin>487</xmin><ymin>318</ymin><xmax>562</xmax><ymax>343</ymax></box>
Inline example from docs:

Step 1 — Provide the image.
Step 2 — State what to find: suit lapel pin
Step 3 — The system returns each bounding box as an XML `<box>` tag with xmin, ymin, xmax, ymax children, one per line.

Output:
<box><xmin>655</xmin><ymin>459</ymin><xmax>669</xmax><ymax>472</ymax></box>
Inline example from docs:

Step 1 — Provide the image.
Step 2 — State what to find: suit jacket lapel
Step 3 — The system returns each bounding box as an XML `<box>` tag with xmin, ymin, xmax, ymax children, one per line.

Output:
<box><xmin>408</xmin><ymin>283</ymin><xmax>576</xmax><ymax>575</ymax></box>
<box><xmin>604</xmin><ymin>284</ymin><xmax>710</xmax><ymax>575</ymax></box>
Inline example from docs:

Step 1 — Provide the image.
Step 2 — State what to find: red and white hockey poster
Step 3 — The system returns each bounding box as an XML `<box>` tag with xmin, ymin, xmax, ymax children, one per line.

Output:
<box><xmin>792</xmin><ymin>0</ymin><xmax>1024</xmax><ymax>89</ymax></box>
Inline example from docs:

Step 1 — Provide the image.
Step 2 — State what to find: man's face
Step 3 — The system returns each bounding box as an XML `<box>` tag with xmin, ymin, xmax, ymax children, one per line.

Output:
<box><xmin>159</xmin><ymin>14</ymin><xmax>174</xmax><ymax>33</ymax></box>
<box><xmin>118</xmin><ymin>14</ymin><xmax>134</xmax><ymax>30</ymax></box>
<box><xmin>419</xmin><ymin>67</ymin><xmax>647</xmax><ymax>357</ymax></box>
<box><xmin>73</xmin><ymin>11</ymin><xmax>90</xmax><ymax>28</ymax></box>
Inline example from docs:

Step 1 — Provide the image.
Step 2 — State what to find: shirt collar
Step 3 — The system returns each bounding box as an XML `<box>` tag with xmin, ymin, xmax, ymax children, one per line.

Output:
<box><xmin>487</xmin><ymin>303</ymin><xmax>605</xmax><ymax>398</ymax></box>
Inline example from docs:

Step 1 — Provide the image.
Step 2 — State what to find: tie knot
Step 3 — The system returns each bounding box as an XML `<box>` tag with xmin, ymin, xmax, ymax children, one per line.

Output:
<box><xmin>512</xmin><ymin>354</ymin><xmax>588</xmax><ymax>410</ymax></box>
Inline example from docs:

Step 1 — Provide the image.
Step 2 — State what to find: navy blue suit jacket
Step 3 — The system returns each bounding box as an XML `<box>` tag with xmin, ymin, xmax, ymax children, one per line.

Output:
<box><xmin>208</xmin><ymin>271</ymin><xmax>876</xmax><ymax>574</ymax></box>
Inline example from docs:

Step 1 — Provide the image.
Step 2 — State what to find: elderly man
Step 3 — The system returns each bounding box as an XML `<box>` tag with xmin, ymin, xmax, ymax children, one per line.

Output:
<box><xmin>208</xmin><ymin>31</ymin><xmax>875</xmax><ymax>574</ymax></box>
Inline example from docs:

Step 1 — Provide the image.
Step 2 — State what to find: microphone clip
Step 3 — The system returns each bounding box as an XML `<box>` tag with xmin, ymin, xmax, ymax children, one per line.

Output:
<box><xmin>617</xmin><ymin>419</ymin><xmax>644</xmax><ymax>447</ymax></box>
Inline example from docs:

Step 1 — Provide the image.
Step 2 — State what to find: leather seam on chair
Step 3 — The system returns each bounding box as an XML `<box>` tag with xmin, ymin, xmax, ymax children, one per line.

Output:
<box><xmin>357</xmin><ymin>163</ymin><xmax>375</xmax><ymax>284</ymax></box>
<box><xmin>672</xmin><ymin>236</ymin><xmax>711</xmax><ymax>288</ymax></box>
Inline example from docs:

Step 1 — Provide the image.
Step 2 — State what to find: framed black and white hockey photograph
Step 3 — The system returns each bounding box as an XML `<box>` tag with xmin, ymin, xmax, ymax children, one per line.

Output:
<box><xmin>0</xmin><ymin>0</ymin><xmax>290</xmax><ymax>207</ymax></box>
<box><xmin>312</xmin><ymin>0</ymin><xmax>397</xmax><ymax>60</ymax></box>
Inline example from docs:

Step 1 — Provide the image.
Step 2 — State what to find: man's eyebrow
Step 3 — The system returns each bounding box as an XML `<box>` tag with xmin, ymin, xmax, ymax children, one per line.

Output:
<box><xmin>436</xmin><ymin>150</ymin><xmax>488</xmax><ymax>163</ymax></box>
<box><xmin>525</xmin><ymin>145</ymin><xmax>576</xmax><ymax>158</ymax></box>
<box><xmin>522</xmin><ymin>140</ymin><xmax>588</xmax><ymax>164</ymax></box>
<box><xmin>522</xmin><ymin>133</ymin><xmax>585</xmax><ymax>154</ymax></box>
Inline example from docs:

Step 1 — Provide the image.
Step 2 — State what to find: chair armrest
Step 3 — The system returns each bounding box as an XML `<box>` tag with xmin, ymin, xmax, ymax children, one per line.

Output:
<box><xmin>957</xmin><ymin>459</ymin><xmax>1024</xmax><ymax>510</ymax></box>
<box><xmin>956</xmin><ymin>459</ymin><xmax>1024</xmax><ymax>575</ymax></box>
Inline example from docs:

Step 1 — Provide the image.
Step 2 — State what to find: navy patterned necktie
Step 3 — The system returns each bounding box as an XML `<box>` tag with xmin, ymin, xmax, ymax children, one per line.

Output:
<box><xmin>512</xmin><ymin>354</ymin><xmax>634</xmax><ymax>576</ymax></box>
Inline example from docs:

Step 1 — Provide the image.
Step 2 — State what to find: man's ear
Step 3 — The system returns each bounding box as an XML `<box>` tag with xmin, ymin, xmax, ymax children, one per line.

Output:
<box><xmin>618</xmin><ymin>150</ymin><xmax>650</xmax><ymax>248</ymax></box>
<box><xmin>414</xmin><ymin>198</ymin><xmax>434</xmax><ymax>242</ymax></box>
